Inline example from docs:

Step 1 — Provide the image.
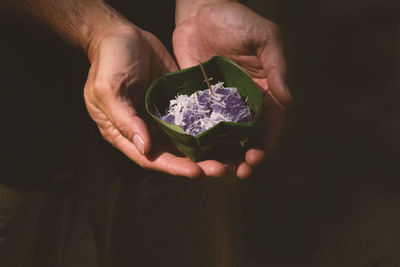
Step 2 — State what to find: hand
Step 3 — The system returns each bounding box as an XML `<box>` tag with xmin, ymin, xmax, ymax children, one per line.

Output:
<box><xmin>173</xmin><ymin>2</ymin><xmax>291</xmax><ymax>178</ymax></box>
<box><xmin>84</xmin><ymin>25</ymin><xmax>227</xmax><ymax>178</ymax></box>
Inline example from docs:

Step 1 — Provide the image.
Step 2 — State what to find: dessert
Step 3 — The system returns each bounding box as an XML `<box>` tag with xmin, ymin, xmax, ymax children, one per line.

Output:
<box><xmin>161</xmin><ymin>82</ymin><xmax>252</xmax><ymax>136</ymax></box>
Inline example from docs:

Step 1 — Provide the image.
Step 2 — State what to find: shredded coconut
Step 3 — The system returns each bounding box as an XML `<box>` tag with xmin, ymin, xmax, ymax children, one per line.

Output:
<box><xmin>161</xmin><ymin>82</ymin><xmax>252</xmax><ymax>136</ymax></box>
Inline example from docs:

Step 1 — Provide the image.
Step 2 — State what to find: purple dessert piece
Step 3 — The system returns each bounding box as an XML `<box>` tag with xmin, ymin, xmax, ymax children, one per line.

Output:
<box><xmin>161</xmin><ymin>82</ymin><xmax>252</xmax><ymax>136</ymax></box>
<box><xmin>181</xmin><ymin>110</ymin><xmax>203</xmax><ymax>131</ymax></box>
<box><xmin>163</xmin><ymin>114</ymin><xmax>175</xmax><ymax>124</ymax></box>
<box><xmin>196</xmin><ymin>90</ymin><xmax>211</xmax><ymax>107</ymax></box>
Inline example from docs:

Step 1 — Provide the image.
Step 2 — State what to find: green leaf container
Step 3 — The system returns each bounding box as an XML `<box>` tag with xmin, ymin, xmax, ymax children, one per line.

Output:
<box><xmin>145</xmin><ymin>56</ymin><xmax>263</xmax><ymax>161</ymax></box>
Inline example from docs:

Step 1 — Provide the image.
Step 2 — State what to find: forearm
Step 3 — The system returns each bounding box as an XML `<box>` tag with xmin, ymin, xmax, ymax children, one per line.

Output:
<box><xmin>175</xmin><ymin>0</ymin><xmax>238</xmax><ymax>24</ymax></box>
<box><xmin>1</xmin><ymin>0</ymin><xmax>132</xmax><ymax>59</ymax></box>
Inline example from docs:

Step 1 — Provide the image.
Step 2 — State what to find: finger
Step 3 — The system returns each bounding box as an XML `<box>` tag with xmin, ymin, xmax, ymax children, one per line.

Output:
<box><xmin>106</xmin><ymin>99</ymin><xmax>151</xmax><ymax>156</ymax></box>
<box><xmin>90</xmin><ymin>77</ymin><xmax>152</xmax><ymax>155</ymax></box>
<box><xmin>146</xmin><ymin>151</ymin><xmax>203</xmax><ymax>178</ymax></box>
<box><xmin>258</xmin><ymin>23</ymin><xmax>292</xmax><ymax>106</ymax></box>
<box><xmin>262</xmin><ymin>90</ymin><xmax>287</xmax><ymax>150</ymax></box>
<box><xmin>141</xmin><ymin>30</ymin><xmax>179</xmax><ymax>75</ymax></box>
<box><xmin>197</xmin><ymin>160</ymin><xmax>226</xmax><ymax>178</ymax></box>
<box><xmin>245</xmin><ymin>148</ymin><xmax>266</xmax><ymax>167</ymax></box>
<box><xmin>150</xmin><ymin>137</ymin><xmax>227</xmax><ymax>178</ymax></box>
<box><xmin>176</xmin><ymin>53</ymin><xmax>203</xmax><ymax>70</ymax></box>
<box><xmin>114</xmin><ymin>135</ymin><xmax>202</xmax><ymax>178</ymax></box>
<box><xmin>236</xmin><ymin>161</ymin><xmax>253</xmax><ymax>179</ymax></box>
<box><xmin>172</xmin><ymin>26</ymin><xmax>202</xmax><ymax>69</ymax></box>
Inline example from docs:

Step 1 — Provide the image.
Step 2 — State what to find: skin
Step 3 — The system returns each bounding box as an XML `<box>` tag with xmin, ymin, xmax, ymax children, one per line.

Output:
<box><xmin>84</xmin><ymin>26</ymin><xmax>202</xmax><ymax>178</ymax></box>
<box><xmin>174</xmin><ymin>1</ymin><xmax>291</xmax><ymax>178</ymax></box>
<box><xmin>3</xmin><ymin>0</ymin><xmax>290</xmax><ymax>179</ymax></box>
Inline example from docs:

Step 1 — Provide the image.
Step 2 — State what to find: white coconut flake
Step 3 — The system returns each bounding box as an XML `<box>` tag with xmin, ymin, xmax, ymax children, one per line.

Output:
<box><xmin>161</xmin><ymin>82</ymin><xmax>252</xmax><ymax>136</ymax></box>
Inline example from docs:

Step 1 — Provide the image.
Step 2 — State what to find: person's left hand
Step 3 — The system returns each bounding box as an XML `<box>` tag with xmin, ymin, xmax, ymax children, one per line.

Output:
<box><xmin>173</xmin><ymin>2</ymin><xmax>291</xmax><ymax>179</ymax></box>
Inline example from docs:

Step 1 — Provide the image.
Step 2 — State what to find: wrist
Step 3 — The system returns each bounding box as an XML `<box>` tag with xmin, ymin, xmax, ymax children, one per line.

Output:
<box><xmin>83</xmin><ymin>3</ymin><xmax>139</xmax><ymax>62</ymax></box>
<box><xmin>175</xmin><ymin>0</ymin><xmax>237</xmax><ymax>25</ymax></box>
<box><xmin>86</xmin><ymin>22</ymin><xmax>140</xmax><ymax>63</ymax></box>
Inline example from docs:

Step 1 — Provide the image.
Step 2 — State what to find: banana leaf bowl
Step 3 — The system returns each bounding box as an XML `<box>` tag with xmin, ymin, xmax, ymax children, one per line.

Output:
<box><xmin>145</xmin><ymin>56</ymin><xmax>263</xmax><ymax>161</ymax></box>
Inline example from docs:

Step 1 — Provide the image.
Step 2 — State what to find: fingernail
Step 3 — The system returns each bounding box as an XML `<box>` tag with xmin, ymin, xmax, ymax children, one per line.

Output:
<box><xmin>285</xmin><ymin>86</ymin><xmax>291</xmax><ymax>98</ymax></box>
<box><xmin>133</xmin><ymin>134</ymin><xmax>145</xmax><ymax>155</ymax></box>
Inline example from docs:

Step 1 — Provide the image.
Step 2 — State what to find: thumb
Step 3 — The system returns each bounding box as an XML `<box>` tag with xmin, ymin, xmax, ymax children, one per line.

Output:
<box><xmin>84</xmin><ymin>57</ymin><xmax>152</xmax><ymax>156</ymax></box>
<box><xmin>266</xmin><ymin>66</ymin><xmax>291</xmax><ymax>106</ymax></box>
<box><xmin>87</xmin><ymin>80</ymin><xmax>152</xmax><ymax>156</ymax></box>
<box><xmin>105</xmin><ymin>99</ymin><xmax>151</xmax><ymax>155</ymax></box>
<box><xmin>258</xmin><ymin>24</ymin><xmax>292</xmax><ymax>106</ymax></box>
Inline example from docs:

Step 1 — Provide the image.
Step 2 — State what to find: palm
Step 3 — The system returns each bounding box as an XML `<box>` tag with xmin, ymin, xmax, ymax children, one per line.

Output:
<box><xmin>174</xmin><ymin>3</ymin><xmax>273</xmax><ymax>90</ymax></box>
<box><xmin>85</xmin><ymin>29</ymin><xmax>176</xmax><ymax>149</ymax></box>
<box><xmin>84</xmin><ymin>28</ymin><xmax>216</xmax><ymax>178</ymax></box>
<box><xmin>173</xmin><ymin>3</ymin><xmax>290</xmax><ymax>172</ymax></box>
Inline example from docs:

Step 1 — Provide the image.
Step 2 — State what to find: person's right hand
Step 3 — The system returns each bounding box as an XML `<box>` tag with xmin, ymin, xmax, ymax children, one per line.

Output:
<box><xmin>84</xmin><ymin>25</ymin><xmax>227</xmax><ymax>178</ymax></box>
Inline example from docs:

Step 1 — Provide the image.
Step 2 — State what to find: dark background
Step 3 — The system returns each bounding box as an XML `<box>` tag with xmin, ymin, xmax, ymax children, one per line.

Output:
<box><xmin>242</xmin><ymin>0</ymin><xmax>400</xmax><ymax>266</ymax></box>
<box><xmin>0</xmin><ymin>0</ymin><xmax>399</xmax><ymax>266</ymax></box>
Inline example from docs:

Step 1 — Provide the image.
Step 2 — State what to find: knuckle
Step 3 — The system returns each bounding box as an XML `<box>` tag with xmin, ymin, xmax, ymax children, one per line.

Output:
<box><xmin>136</xmin><ymin>160</ymin><xmax>148</xmax><ymax>169</ymax></box>
<box><xmin>92</xmin><ymin>77</ymin><xmax>125</xmax><ymax>103</ymax></box>
<box><xmin>98</xmin><ymin>127</ymin><xmax>117</xmax><ymax>147</ymax></box>
<box><xmin>264</xmin><ymin>21</ymin><xmax>282</xmax><ymax>42</ymax></box>
<box><xmin>114</xmin><ymin>120</ymin><xmax>130</xmax><ymax>139</ymax></box>
<box><xmin>184</xmin><ymin>167</ymin><xmax>201</xmax><ymax>179</ymax></box>
<box><xmin>268</xmin><ymin>21</ymin><xmax>280</xmax><ymax>33</ymax></box>
<box><xmin>92</xmin><ymin>80</ymin><xmax>110</xmax><ymax>102</ymax></box>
